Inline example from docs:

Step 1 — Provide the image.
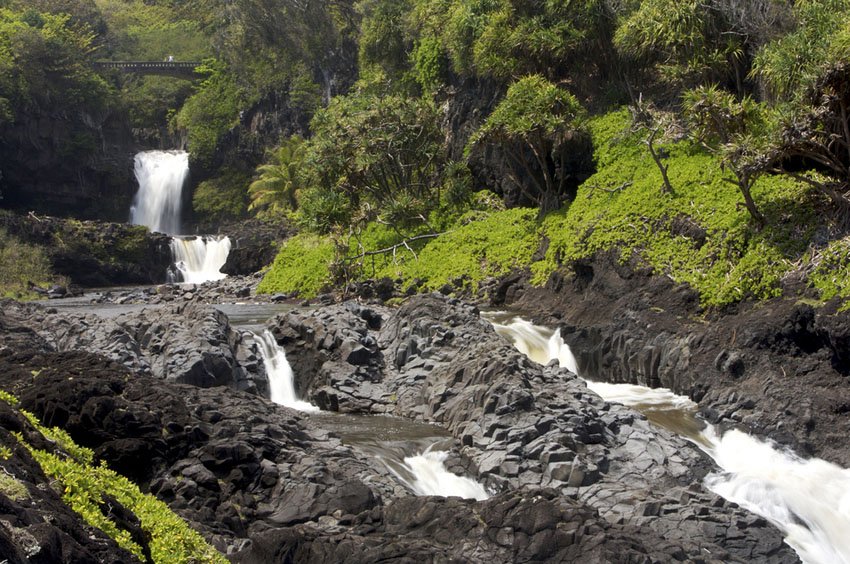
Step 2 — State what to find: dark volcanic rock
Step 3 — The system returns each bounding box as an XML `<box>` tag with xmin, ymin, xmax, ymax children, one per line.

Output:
<box><xmin>0</xmin><ymin>291</ymin><xmax>800</xmax><ymax>562</ymax></box>
<box><xmin>1</xmin><ymin>213</ymin><xmax>172</xmax><ymax>286</ymax></box>
<box><xmin>0</xmin><ymin>348</ymin><xmax>402</xmax><ymax>555</ymax></box>
<box><xmin>1</xmin><ymin>300</ymin><xmax>267</xmax><ymax>395</ymax></box>
<box><xmin>233</xmin><ymin>488</ymin><xmax>704</xmax><ymax>564</ymax></box>
<box><xmin>270</xmin><ymin>294</ymin><xmax>797</xmax><ymax>562</ymax></box>
<box><xmin>216</xmin><ymin>219</ymin><xmax>289</xmax><ymax>276</ymax></box>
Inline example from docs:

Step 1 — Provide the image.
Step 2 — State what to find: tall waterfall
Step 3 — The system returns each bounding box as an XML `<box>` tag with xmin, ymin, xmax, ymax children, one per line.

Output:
<box><xmin>170</xmin><ymin>236</ymin><xmax>231</xmax><ymax>284</ymax></box>
<box><xmin>130</xmin><ymin>150</ymin><xmax>233</xmax><ymax>284</ymax></box>
<box><xmin>485</xmin><ymin>313</ymin><xmax>850</xmax><ymax>564</ymax></box>
<box><xmin>255</xmin><ymin>331</ymin><xmax>319</xmax><ymax>412</ymax></box>
<box><xmin>130</xmin><ymin>151</ymin><xmax>188</xmax><ymax>234</ymax></box>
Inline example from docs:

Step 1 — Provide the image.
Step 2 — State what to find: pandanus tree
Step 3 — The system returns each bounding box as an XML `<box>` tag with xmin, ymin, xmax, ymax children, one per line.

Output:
<box><xmin>773</xmin><ymin>63</ymin><xmax>850</xmax><ymax>221</ymax></box>
<box><xmin>468</xmin><ymin>75</ymin><xmax>590</xmax><ymax>214</ymax></box>
<box><xmin>301</xmin><ymin>90</ymin><xmax>446</xmax><ymax>231</ymax></box>
<box><xmin>683</xmin><ymin>85</ymin><xmax>774</xmax><ymax>227</ymax></box>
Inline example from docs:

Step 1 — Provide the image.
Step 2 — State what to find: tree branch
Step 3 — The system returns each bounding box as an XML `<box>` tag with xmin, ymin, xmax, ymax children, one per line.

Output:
<box><xmin>343</xmin><ymin>232</ymin><xmax>447</xmax><ymax>262</ymax></box>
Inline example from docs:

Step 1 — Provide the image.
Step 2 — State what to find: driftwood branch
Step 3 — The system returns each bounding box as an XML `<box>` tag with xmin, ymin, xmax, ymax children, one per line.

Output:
<box><xmin>343</xmin><ymin>232</ymin><xmax>447</xmax><ymax>262</ymax></box>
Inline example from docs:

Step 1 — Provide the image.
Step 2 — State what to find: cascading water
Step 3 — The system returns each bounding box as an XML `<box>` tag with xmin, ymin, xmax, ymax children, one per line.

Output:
<box><xmin>484</xmin><ymin>312</ymin><xmax>850</xmax><ymax>564</ymax></box>
<box><xmin>131</xmin><ymin>150</ymin><xmax>233</xmax><ymax>284</ymax></box>
<box><xmin>400</xmin><ymin>448</ymin><xmax>489</xmax><ymax>500</ymax></box>
<box><xmin>360</xmin><ymin>439</ymin><xmax>490</xmax><ymax>500</ymax></box>
<box><xmin>169</xmin><ymin>236</ymin><xmax>232</xmax><ymax>284</ymax></box>
<box><xmin>255</xmin><ymin>330</ymin><xmax>319</xmax><ymax>412</ymax></box>
<box><xmin>254</xmin><ymin>329</ymin><xmax>488</xmax><ymax>496</ymax></box>
<box><xmin>130</xmin><ymin>150</ymin><xmax>188</xmax><ymax>235</ymax></box>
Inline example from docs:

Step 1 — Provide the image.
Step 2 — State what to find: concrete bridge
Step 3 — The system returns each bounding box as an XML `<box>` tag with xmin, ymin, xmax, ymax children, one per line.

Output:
<box><xmin>93</xmin><ymin>61</ymin><xmax>202</xmax><ymax>78</ymax></box>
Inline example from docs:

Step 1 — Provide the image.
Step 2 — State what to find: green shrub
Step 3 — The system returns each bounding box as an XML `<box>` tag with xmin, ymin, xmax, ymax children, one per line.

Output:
<box><xmin>192</xmin><ymin>169</ymin><xmax>250</xmax><ymax>224</ymax></box>
<box><xmin>0</xmin><ymin>228</ymin><xmax>57</xmax><ymax>298</ymax></box>
<box><xmin>258</xmin><ymin>206</ymin><xmax>540</xmax><ymax>297</ymax></box>
<box><xmin>0</xmin><ymin>472</ymin><xmax>28</xmax><ymax>501</ymax></box>
<box><xmin>174</xmin><ymin>59</ymin><xmax>241</xmax><ymax>169</ymax></box>
<box><xmin>257</xmin><ymin>233</ymin><xmax>335</xmax><ymax>297</ymax></box>
<box><xmin>379</xmin><ymin>207</ymin><xmax>540</xmax><ymax>292</ymax></box>
<box><xmin>810</xmin><ymin>238</ymin><xmax>850</xmax><ymax>303</ymax></box>
<box><xmin>532</xmin><ymin>108</ymin><xmax>817</xmax><ymax>308</ymax></box>
<box><xmin>113</xmin><ymin>225</ymin><xmax>151</xmax><ymax>264</ymax></box>
<box><xmin>27</xmin><ymin>449</ymin><xmax>225</xmax><ymax>563</ymax></box>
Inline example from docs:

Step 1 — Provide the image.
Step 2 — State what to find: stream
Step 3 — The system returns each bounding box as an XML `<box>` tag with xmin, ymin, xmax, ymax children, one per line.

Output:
<box><xmin>484</xmin><ymin>311</ymin><xmax>850</xmax><ymax>564</ymax></box>
<box><xmin>43</xmin><ymin>282</ymin><xmax>850</xmax><ymax>562</ymax></box>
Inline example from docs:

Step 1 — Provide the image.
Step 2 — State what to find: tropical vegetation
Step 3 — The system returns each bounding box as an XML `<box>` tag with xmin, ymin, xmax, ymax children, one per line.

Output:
<box><xmin>4</xmin><ymin>0</ymin><xmax>850</xmax><ymax>308</ymax></box>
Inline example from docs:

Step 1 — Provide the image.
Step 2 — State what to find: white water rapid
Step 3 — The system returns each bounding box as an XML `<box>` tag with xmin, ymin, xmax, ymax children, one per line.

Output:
<box><xmin>130</xmin><ymin>150</ymin><xmax>188</xmax><ymax>234</ymax></box>
<box><xmin>255</xmin><ymin>330</ymin><xmax>319</xmax><ymax>412</ymax></box>
<box><xmin>484</xmin><ymin>312</ymin><xmax>850</xmax><ymax>564</ymax></box>
<box><xmin>401</xmin><ymin>448</ymin><xmax>489</xmax><ymax>500</ymax></box>
<box><xmin>170</xmin><ymin>236</ymin><xmax>232</xmax><ymax>284</ymax></box>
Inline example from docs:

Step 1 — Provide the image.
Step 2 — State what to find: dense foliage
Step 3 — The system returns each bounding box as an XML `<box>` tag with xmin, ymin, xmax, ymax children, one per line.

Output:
<box><xmin>0</xmin><ymin>226</ymin><xmax>58</xmax><ymax>299</ymax></box>
<box><xmin>239</xmin><ymin>0</ymin><xmax>850</xmax><ymax>308</ymax></box>
<box><xmin>5</xmin><ymin>0</ymin><xmax>850</xmax><ymax>308</ymax></box>
<box><xmin>469</xmin><ymin>75</ymin><xmax>588</xmax><ymax>212</ymax></box>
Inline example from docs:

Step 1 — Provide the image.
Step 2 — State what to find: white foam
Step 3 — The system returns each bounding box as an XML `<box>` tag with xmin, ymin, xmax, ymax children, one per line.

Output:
<box><xmin>487</xmin><ymin>313</ymin><xmax>850</xmax><ymax>563</ymax></box>
<box><xmin>170</xmin><ymin>236</ymin><xmax>231</xmax><ymax>284</ymax></box>
<box><xmin>402</xmin><ymin>449</ymin><xmax>489</xmax><ymax>500</ymax></box>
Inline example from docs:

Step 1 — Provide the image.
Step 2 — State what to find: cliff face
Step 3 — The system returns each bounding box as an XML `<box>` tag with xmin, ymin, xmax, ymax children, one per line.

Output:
<box><xmin>0</xmin><ymin>105</ymin><xmax>142</xmax><ymax>221</ymax></box>
<box><xmin>1</xmin><ymin>213</ymin><xmax>172</xmax><ymax>287</ymax></box>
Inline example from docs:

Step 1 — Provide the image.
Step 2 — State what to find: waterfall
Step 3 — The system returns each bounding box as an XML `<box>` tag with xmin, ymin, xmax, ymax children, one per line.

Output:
<box><xmin>484</xmin><ymin>312</ymin><xmax>850</xmax><ymax>564</ymax></box>
<box><xmin>169</xmin><ymin>236</ymin><xmax>231</xmax><ymax>284</ymax></box>
<box><xmin>130</xmin><ymin>150</ymin><xmax>232</xmax><ymax>284</ymax></box>
<box><xmin>130</xmin><ymin>150</ymin><xmax>188</xmax><ymax>235</ymax></box>
<box><xmin>373</xmin><ymin>443</ymin><xmax>489</xmax><ymax>500</ymax></box>
<box><xmin>401</xmin><ymin>449</ymin><xmax>489</xmax><ymax>500</ymax></box>
<box><xmin>255</xmin><ymin>330</ymin><xmax>319</xmax><ymax>412</ymax></box>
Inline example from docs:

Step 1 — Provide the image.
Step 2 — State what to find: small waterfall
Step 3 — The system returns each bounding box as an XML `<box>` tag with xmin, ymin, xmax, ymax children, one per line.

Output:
<box><xmin>704</xmin><ymin>429</ymin><xmax>850</xmax><ymax>564</ymax></box>
<box><xmin>169</xmin><ymin>236</ymin><xmax>232</xmax><ymax>284</ymax></box>
<box><xmin>255</xmin><ymin>330</ymin><xmax>319</xmax><ymax>412</ymax></box>
<box><xmin>371</xmin><ymin>441</ymin><xmax>489</xmax><ymax>500</ymax></box>
<box><xmin>489</xmin><ymin>313</ymin><xmax>578</xmax><ymax>372</ymax></box>
<box><xmin>485</xmin><ymin>312</ymin><xmax>850</xmax><ymax>564</ymax></box>
<box><xmin>130</xmin><ymin>151</ymin><xmax>188</xmax><ymax>234</ymax></box>
<box><xmin>401</xmin><ymin>449</ymin><xmax>489</xmax><ymax>500</ymax></box>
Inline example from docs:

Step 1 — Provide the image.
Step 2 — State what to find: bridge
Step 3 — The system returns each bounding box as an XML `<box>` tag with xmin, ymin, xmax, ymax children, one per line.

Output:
<box><xmin>93</xmin><ymin>61</ymin><xmax>202</xmax><ymax>78</ymax></box>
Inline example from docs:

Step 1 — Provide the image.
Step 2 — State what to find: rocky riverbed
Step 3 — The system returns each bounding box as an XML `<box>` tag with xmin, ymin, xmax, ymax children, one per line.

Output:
<box><xmin>0</xmin><ymin>274</ymin><xmax>806</xmax><ymax>562</ymax></box>
<box><xmin>498</xmin><ymin>252</ymin><xmax>850</xmax><ymax>468</ymax></box>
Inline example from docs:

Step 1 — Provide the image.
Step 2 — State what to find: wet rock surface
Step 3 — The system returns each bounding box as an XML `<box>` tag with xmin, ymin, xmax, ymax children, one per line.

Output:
<box><xmin>0</xmin><ymin>289</ymin><xmax>801</xmax><ymax>561</ymax></box>
<box><xmin>272</xmin><ymin>294</ymin><xmax>796</xmax><ymax>562</ymax></box>
<box><xmin>217</xmin><ymin>219</ymin><xmax>290</xmax><ymax>277</ymax></box>
<box><xmin>1</xmin><ymin>298</ymin><xmax>267</xmax><ymax>394</ymax></box>
<box><xmin>233</xmin><ymin>489</ymin><xmax>710</xmax><ymax>564</ymax></box>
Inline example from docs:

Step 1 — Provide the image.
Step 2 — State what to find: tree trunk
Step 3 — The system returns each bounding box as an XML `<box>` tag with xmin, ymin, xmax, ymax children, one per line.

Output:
<box><xmin>538</xmin><ymin>189</ymin><xmax>561</xmax><ymax>217</ymax></box>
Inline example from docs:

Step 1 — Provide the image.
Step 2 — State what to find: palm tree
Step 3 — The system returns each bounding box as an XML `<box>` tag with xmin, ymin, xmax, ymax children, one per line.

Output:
<box><xmin>248</xmin><ymin>135</ymin><xmax>306</xmax><ymax>216</ymax></box>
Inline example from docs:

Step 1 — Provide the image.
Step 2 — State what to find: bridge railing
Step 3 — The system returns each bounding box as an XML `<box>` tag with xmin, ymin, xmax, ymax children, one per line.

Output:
<box><xmin>93</xmin><ymin>61</ymin><xmax>202</xmax><ymax>75</ymax></box>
